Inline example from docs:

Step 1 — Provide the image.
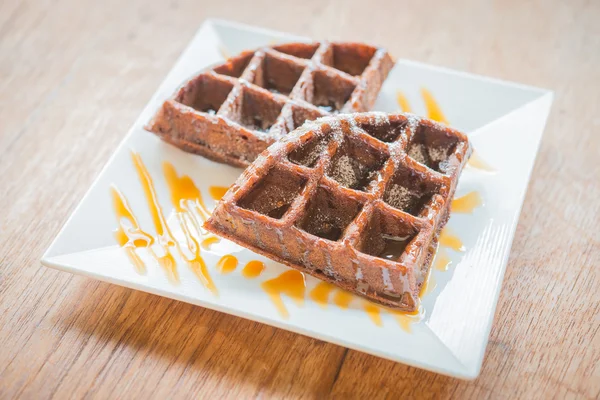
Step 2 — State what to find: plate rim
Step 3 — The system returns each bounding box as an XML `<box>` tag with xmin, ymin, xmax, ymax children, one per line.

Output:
<box><xmin>41</xmin><ymin>18</ymin><xmax>554</xmax><ymax>380</ymax></box>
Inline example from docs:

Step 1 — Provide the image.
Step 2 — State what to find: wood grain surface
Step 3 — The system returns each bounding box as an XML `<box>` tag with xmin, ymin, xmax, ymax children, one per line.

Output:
<box><xmin>1</xmin><ymin>0</ymin><xmax>599</xmax><ymax>398</ymax></box>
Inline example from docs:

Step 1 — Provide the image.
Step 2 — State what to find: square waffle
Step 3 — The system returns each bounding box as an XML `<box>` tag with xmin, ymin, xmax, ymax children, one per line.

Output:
<box><xmin>205</xmin><ymin>112</ymin><xmax>472</xmax><ymax>311</ymax></box>
<box><xmin>147</xmin><ymin>42</ymin><xmax>394</xmax><ymax>167</ymax></box>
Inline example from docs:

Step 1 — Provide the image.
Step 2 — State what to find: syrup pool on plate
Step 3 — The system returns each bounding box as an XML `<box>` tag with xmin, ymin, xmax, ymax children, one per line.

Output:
<box><xmin>242</xmin><ymin>260</ymin><xmax>266</xmax><ymax>278</ymax></box>
<box><xmin>261</xmin><ymin>270</ymin><xmax>306</xmax><ymax>319</ymax></box>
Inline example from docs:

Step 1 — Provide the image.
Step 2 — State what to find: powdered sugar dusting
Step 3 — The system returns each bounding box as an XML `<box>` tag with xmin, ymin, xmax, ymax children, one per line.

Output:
<box><xmin>408</xmin><ymin>143</ymin><xmax>428</xmax><ymax>165</ymax></box>
<box><xmin>356</xmin><ymin>282</ymin><xmax>369</xmax><ymax>294</ymax></box>
<box><xmin>373</xmin><ymin>112</ymin><xmax>389</xmax><ymax>127</ymax></box>
<box><xmin>382</xmin><ymin>268</ymin><xmax>393</xmax><ymax>291</ymax></box>
<box><xmin>288</xmin><ymin>137</ymin><xmax>327</xmax><ymax>167</ymax></box>
<box><xmin>276</xmin><ymin>228</ymin><xmax>290</xmax><ymax>258</ymax></box>
<box><xmin>329</xmin><ymin>155</ymin><xmax>358</xmax><ymax>188</ymax></box>
<box><xmin>386</xmin><ymin>184</ymin><xmax>418</xmax><ymax>211</ymax></box>
<box><xmin>324</xmin><ymin>252</ymin><xmax>336</xmax><ymax>278</ymax></box>
<box><xmin>405</xmin><ymin>113</ymin><xmax>421</xmax><ymax>130</ymax></box>
<box><xmin>355</xmin><ymin>265</ymin><xmax>363</xmax><ymax>280</ymax></box>
<box><xmin>428</xmin><ymin>145</ymin><xmax>450</xmax><ymax>163</ymax></box>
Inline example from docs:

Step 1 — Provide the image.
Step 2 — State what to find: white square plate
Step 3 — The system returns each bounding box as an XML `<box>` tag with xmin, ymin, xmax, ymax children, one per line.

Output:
<box><xmin>42</xmin><ymin>19</ymin><xmax>553</xmax><ymax>379</ymax></box>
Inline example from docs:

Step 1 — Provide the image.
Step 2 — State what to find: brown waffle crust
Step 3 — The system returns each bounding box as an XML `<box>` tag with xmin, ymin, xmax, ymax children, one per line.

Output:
<box><xmin>204</xmin><ymin>112</ymin><xmax>472</xmax><ymax>312</ymax></box>
<box><xmin>147</xmin><ymin>42</ymin><xmax>394</xmax><ymax>167</ymax></box>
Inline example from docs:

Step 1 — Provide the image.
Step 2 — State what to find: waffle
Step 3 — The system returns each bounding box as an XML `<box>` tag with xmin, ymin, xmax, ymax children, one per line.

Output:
<box><xmin>147</xmin><ymin>42</ymin><xmax>394</xmax><ymax>167</ymax></box>
<box><xmin>204</xmin><ymin>112</ymin><xmax>472</xmax><ymax>311</ymax></box>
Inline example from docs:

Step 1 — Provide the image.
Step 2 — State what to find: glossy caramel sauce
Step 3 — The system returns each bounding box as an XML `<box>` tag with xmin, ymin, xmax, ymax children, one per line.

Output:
<box><xmin>189</xmin><ymin>256</ymin><xmax>218</xmax><ymax>295</ymax></box>
<box><xmin>433</xmin><ymin>248</ymin><xmax>452</xmax><ymax>271</ymax></box>
<box><xmin>386</xmin><ymin>308</ymin><xmax>420</xmax><ymax>333</ymax></box>
<box><xmin>242</xmin><ymin>260</ymin><xmax>266</xmax><ymax>278</ymax></box>
<box><xmin>162</xmin><ymin>159</ymin><xmax>217</xmax><ymax>294</ymax></box>
<box><xmin>131</xmin><ymin>152</ymin><xmax>179</xmax><ymax>283</ymax></box>
<box><xmin>452</xmin><ymin>191</ymin><xmax>483</xmax><ymax>214</ymax></box>
<box><xmin>332</xmin><ymin>289</ymin><xmax>354</xmax><ymax>309</ymax></box>
<box><xmin>439</xmin><ymin>228</ymin><xmax>465</xmax><ymax>252</ymax></box>
<box><xmin>396</xmin><ymin>90</ymin><xmax>412</xmax><ymax>113</ymax></box>
<box><xmin>392</xmin><ymin>312</ymin><xmax>414</xmax><ymax>333</ymax></box>
<box><xmin>217</xmin><ymin>254</ymin><xmax>238</xmax><ymax>274</ymax></box>
<box><xmin>421</xmin><ymin>87</ymin><xmax>449</xmax><ymax>125</ymax></box>
<box><xmin>307</xmin><ymin>282</ymin><xmax>418</xmax><ymax>332</ymax></box>
<box><xmin>261</xmin><ymin>270</ymin><xmax>306</xmax><ymax>319</ymax></box>
<box><xmin>110</xmin><ymin>186</ymin><xmax>153</xmax><ymax>274</ymax></box>
<box><xmin>163</xmin><ymin>162</ymin><xmax>200</xmax><ymax>212</ymax></box>
<box><xmin>163</xmin><ymin>161</ymin><xmax>211</xmax><ymax>219</ymax></box>
<box><xmin>309</xmin><ymin>281</ymin><xmax>336</xmax><ymax>308</ymax></box>
<box><xmin>133</xmin><ymin>153</ymin><xmax>172</xmax><ymax>238</ymax></box>
<box><xmin>200</xmin><ymin>236</ymin><xmax>220</xmax><ymax>250</ymax></box>
<box><xmin>208</xmin><ymin>186</ymin><xmax>229</xmax><ymax>201</ymax></box>
<box><xmin>111</xmin><ymin>152</ymin><xmax>221</xmax><ymax>292</ymax></box>
<box><xmin>363</xmin><ymin>302</ymin><xmax>383</xmax><ymax>327</ymax></box>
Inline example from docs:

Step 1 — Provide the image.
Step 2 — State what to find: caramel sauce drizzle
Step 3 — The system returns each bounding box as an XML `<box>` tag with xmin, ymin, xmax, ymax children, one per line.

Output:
<box><xmin>421</xmin><ymin>87</ymin><xmax>449</xmax><ymax>125</ymax></box>
<box><xmin>200</xmin><ymin>236</ymin><xmax>220</xmax><ymax>250</ymax></box>
<box><xmin>433</xmin><ymin>248</ymin><xmax>452</xmax><ymax>271</ymax></box>
<box><xmin>208</xmin><ymin>186</ymin><xmax>229</xmax><ymax>201</ymax></box>
<box><xmin>309</xmin><ymin>281</ymin><xmax>336</xmax><ymax>309</ymax></box>
<box><xmin>307</xmin><ymin>282</ymin><xmax>355</xmax><ymax>311</ymax></box>
<box><xmin>439</xmin><ymin>228</ymin><xmax>466</xmax><ymax>252</ymax></box>
<box><xmin>162</xmin><ymin>160</ymin><xmax>218</xmax><ymax>294</ymax></box>
<box><xmin>360</xmin><ymin>303</ymin><xmax>421</xmax><ymax>332</ymax></box>
<box><xmin>363</xmin><ymin>302</ymin><xmax>384</xmax><ymax>327</ymax></box>
<box><xmin>217</xmin><ymin>254</ymin><xmax>238</xmax><ymax>274</ymax></box>
<box><xmin>111</xmin><ymin>152</ymin><xmax>219</xmax><ymax>292</ymax></box>
<box><xmin>396</xmin><ymin>90</ymin><xmax>412</xmax><ymax>113</ymax></box>
<box><xmin>452</xmin><ymin>191</ymin><xmax>483</xmax><ymax>214</ymax></box>
<box><xmin>305</xmin><ymin>280</ymin><xmax>417</xmax><ymax>332</ymax></box>
<box><xmin>242</xmin><ymin>260</ymin><xmax>266</xmax><ymax>278</ymax></box>
<box><xmin>393</xmin><ymin>314</ymin><xmax>413</xmax><ymax>333</ymax></box>
<box><xmin>332</xmin><ymin>290</ymin><xmax>354</xmax><ymax>309</ymax></box>
<box><xmin>131</xmin><ymin>152</ymin><xmax>179</xmax><ymax>283</ymax></box>
<box><xmin>110</xmin><ymin>186</ymin><xmax>153</xmax><ymax>274</ymax></box>
<box><xmin>261</xmin><ymin>270</ymin><xmax>306</xmax><ymax>319</ymax></box>
<box><xmin>163</xmin><ymin>162</ymin><xmax>211</xmax><ymax>220</ymax></box>
<box><xmin>387</xmin><ymin>309</ymin><xmax>419</xmax><ymax>333</ymax></box>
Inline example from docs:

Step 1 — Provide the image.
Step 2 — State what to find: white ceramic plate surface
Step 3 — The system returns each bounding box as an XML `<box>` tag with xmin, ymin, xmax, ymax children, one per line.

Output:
<box><xmin>42</xmin><ymin>19</ymin><xmax>553</xmax><ymax>379</ymax></box>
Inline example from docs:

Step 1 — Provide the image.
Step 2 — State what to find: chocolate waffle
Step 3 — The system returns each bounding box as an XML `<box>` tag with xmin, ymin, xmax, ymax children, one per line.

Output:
<box><xmin>147</xmin><ymin>42</ymin><xmax>394</xmax><ymax>167</ymax></box>
<box><xmin>204</xmin><ymin>112</ymin><xmax>472</xmax><ymax>311</ymax></box>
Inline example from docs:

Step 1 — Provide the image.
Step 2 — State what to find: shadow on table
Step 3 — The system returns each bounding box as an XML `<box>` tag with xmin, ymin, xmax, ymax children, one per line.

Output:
<box><xmin>55</xmin><ymin>278</ymin><xmax>466</xmax><ymax>398</ymax></box>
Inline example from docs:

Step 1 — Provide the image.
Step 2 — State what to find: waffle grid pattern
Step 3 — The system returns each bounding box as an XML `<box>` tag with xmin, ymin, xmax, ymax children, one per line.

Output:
<box><xmin>147</xmin><ymin>42</ymin><xmax>394</xmax><ymax>167</ymax></box>
<box><xmin>206</xmin><ymin>112</ymin><xmax>471</xmax><ymax>311</ymax></box>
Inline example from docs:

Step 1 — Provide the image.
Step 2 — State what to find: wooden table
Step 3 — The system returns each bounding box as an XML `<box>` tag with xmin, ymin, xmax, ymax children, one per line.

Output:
<box><xmin>1</xmin><ymin>0</ymin><xmax>598</xmax><ymax>398</ymax></box>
